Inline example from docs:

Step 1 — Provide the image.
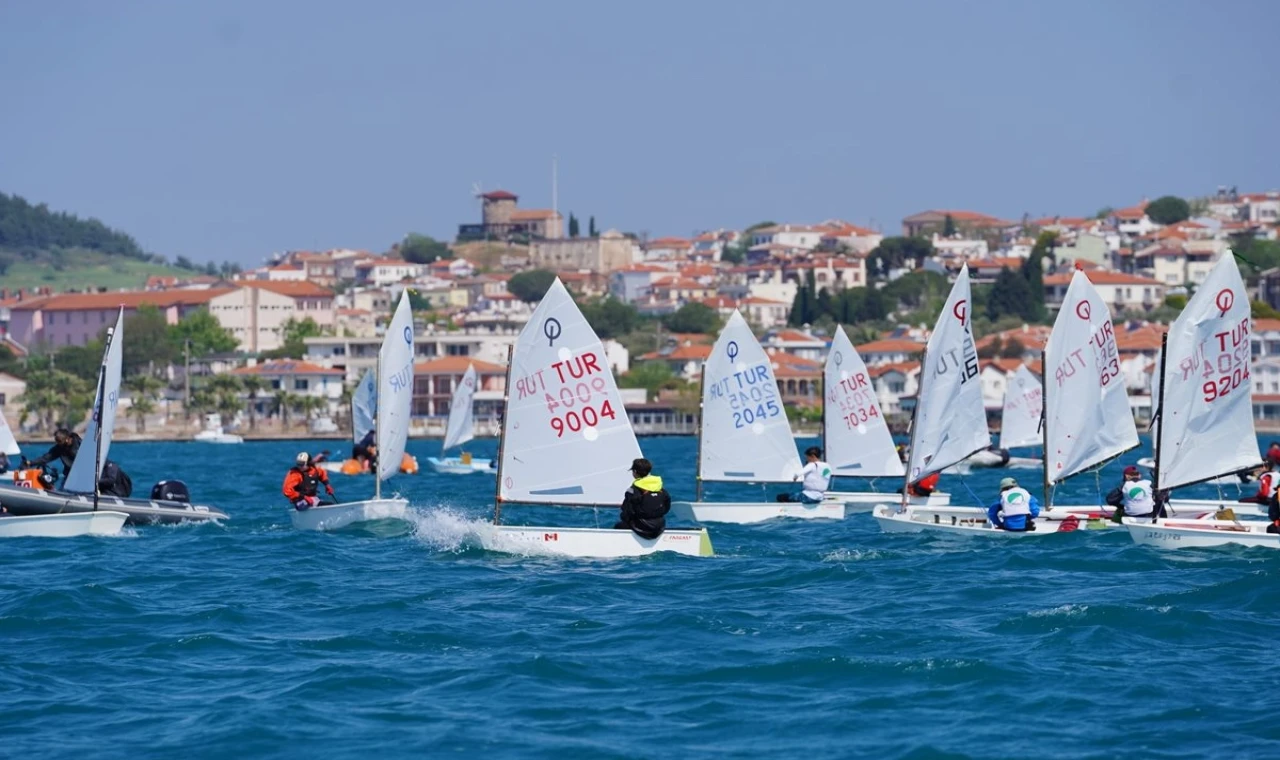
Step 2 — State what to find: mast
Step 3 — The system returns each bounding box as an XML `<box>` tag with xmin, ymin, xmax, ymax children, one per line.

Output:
<box><xmin>899</xmin><ymin>348</ymin><xmax>927</xmax><ymax>511</ymax></box>
<box><xmin>694</xmin><ymin>362</ymin><xmax>707</xmax><ymax>503</ymax></box>
<box><xmin>1151</xmin><ymin>331</ymin><xmax>1169</xmax><ymax>523</ymax></box>
<box><xmin>91</xmin><ymin>324</ymin><xmax>114</xmax><ymax>511</ymax></box>
<box><xmin>375</xmin><ymin>353</ymin><xmax>382</xmax><ymax>501</ymax></box>
<box><xmin>492</xmin><ymin>344</ymin><xmax>515</xmax><ymax>524</ymax></box>
<box><xmin>1041</xmin><ymin>363</ymin><xmax>1051</xmax><ymax>510</ymax></box>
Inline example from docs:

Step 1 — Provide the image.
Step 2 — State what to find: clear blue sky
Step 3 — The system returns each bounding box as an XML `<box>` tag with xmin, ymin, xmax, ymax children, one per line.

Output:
<box><xmin>2</xmin><ymin>0</ymin><xmax>1277</xmax><ymax>266</ymax></box>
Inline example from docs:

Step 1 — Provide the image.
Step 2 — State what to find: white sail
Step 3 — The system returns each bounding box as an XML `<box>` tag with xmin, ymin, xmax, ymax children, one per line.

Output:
<box><xmin>65</xmin><ymin>309</ymin><xmax>124</xmax><ymax>493</ymax></box>
<box><xmin>699</xmin><ymin>311</ymin><xmax>802</xmax><ymax>483</ymax></box>
<box><xmin>998</xmin><ymin>365</ymin><xmax>1043</xmax><ymax>450</ymax></box>
<box><xmin>499</xmin><ymin>279</ymin><xmax>641</xmax><ymax>504</ymax></box>
<box><xmin>351</xmin><ymin>369</ymin><xmax>376</xmax><ymax>444</ymax></box>
<box><xmin>375</xmin><ymin>293</ymin><xmax>414</xmax><ymax>482</ymax></box>
<box><xmin>0</xmin><ymin>408</ymin><xmax>20</xmax><ymax>457</ymax></box>
<box><xmin>907</xmin><ymin>265</ymin><xmax>990</xmax><ymax>482</ymax></box>
<box><xmin>442</xmin><ymin>364</ymin><xmax>477</xmax><ymax>452</ymax></box>
<box><xmin>823</xmin><ymin>326</ymin><xmax>903</xmax><ymax>477</ymax></box>
<box><xmin>1155</xmin><ymin>253</ymin><xmax>1258</xmax><ymax>490</ymax></box>
<box><xmin>1043</xmin><ymin>270</ymin><xmax>1138</xmax><ymax>484</ymax></box>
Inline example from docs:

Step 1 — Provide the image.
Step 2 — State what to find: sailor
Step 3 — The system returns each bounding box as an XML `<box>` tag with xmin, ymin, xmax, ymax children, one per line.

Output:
<box><xmin>1240</xmin><ymin>457</ymin><xmax>1280</xmax><ymax>505</ymax></box>
<box><xmin>97</xmin><ymin>459</ymin><xmax>133</xmax><ymax>498</ymax></box>
<box><xmin>614</xmin><ymin>458</ymin><xmax>670</xmax><ymax>539</ymax></box>
<box><xmin>896</xmin><ymin>444</ymin><xmax>940</xmax><ymax>497</ymax></box>
<box><xmin>352</xmin><ymin>428</ymin><xmax>376</xmax><ymax>466</ymax></box>
<box><xmin>0</xmin><ymin>452</ymin><xmax>9</xmax><ymax>475</ymax></box>
<box><xmin>987</xmin><ymin>476</ymin><xmax>1040</xmax><ymax>531</ymax></box>
<box><xmin>777</xmin><ymin>446</ymin><xmax>830</xmax><ymax>504</ymax></box>
<box><xmin>1106</xmin><ymin>465</ymin><xmax>1157</xmax><ymax>519</ymax></box>
<box><xmin>28</xmin><ymin>428</ymin><xmax>82</xmax><ymax>483</ymax></box>
<box><xmin>282</xmin><ymin>452</ymin><xmax>335</xmax><ymax>510</ymax></box>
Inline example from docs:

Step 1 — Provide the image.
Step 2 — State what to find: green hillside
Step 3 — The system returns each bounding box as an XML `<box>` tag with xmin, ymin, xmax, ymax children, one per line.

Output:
<box><xmin>0</xmin><ymin>191</ymin><xmax>207</xmax><ymax>291</ymax></box>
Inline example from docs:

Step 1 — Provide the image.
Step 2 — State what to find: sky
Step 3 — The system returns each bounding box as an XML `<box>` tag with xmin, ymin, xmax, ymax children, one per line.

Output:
<box><xmin>1</xmin><ymin>0</ymin><xmax>1278</xmax><ymax>266</ymax></box>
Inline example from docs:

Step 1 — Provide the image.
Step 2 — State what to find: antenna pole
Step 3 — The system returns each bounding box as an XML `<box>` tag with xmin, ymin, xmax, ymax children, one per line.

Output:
<box><xmin>900</xmin><ymin>348</ymin><xmax>927</xmax><ymax>512</ymax></box>
<box><xmin>493</xmin><ymin>344</ymin><xmax>515</xmax><ymax>524</ymax></box>
<box><xmin>694</xmin><ymin>362</ymin><xmax>707</xmax><ymax>503</ymax></box>
<box><xmin>1151</xmin><ymin>331</ymin><xmax>1169</xmax><ymax>523</ymax></box>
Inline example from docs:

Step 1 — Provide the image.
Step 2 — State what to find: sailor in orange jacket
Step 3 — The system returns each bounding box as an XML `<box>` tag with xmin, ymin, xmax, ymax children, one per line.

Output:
<box><xmin>283</xmin><ymin>452</ymin><xmax>335</xmax><ymax>510</ymax></box>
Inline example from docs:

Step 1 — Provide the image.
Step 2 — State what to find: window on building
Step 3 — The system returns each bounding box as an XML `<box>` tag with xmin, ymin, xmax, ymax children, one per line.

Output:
<box><xmin>295</xmin><ymin>379</ymin><xmax>309</xmax><ymax>391</ymax></box>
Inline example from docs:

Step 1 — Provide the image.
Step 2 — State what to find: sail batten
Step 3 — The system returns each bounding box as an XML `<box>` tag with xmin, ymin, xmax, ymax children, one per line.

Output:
<box><xmin>375</xmin><ymin>294</ymin><xmax>414</xmax><ymax>483</ymax></box>
<box><xmin>1044</xmin><ymin>270</ymin><xmax>1139</xmax><ymax>485</ymax></box>
<box><xmin>498</xmin><ymin>279</ymin><xmax>641</xmax><ymax>505</ymax></box>
<box><xmin>823</xmin><ymin>326</ymin><xmax>904</xmax><ymax>478</ymax></box>
<box><xmin>699</xmin><ymin>311</ymin><xmax>802</xmax><ymax>484</ymax></box>
<box><xmin>906</xmin><ymin>265</ymin><xmax>990</xmax><ymax>482</ymax></box>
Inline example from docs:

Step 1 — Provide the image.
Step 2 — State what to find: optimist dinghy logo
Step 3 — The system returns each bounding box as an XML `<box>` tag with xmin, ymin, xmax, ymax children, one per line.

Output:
<box><xmin>1076</xmin><ymin>300</ymin><xmax>1092</xmax><ymax>320</ymax></box>
<box><xmin>403</xmin><ymin>326</ymin><xmax>413</xmax><ymax>344</ymax></box>
<box><xmin>953</xmin><ymin>299</ymin><xmax>968</xmax><ymax>326</ymax></box>
<box><xmin>543</xmin><ymin>318</ymin><xmax>562</xmax><ymax>347</ymax></box>
<box><xmin>1216</xmin><ymin>289</ymin><xmax>1234</xmax><ymax>316</ymax></box>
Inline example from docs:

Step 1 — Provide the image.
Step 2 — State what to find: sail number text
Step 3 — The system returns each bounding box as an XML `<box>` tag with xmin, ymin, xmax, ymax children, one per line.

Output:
<box><xmin>830</xmin><ymin>372</ymin><xmax>881</xmax><ymax>429</ymax></box>
<box><xmin>514</xmin><ymin>353</ymin><xmax>619</xmax><ymax>437</ymax></box>
<box><xmin>1183</xmin><ymin>320</ymin><xmax>1250</xmax><ymax>403</ymax></box>
<box><xmin>709</xmin><ymin>363</ymin><xmax>783</xmax><ymax>429</ymax></box>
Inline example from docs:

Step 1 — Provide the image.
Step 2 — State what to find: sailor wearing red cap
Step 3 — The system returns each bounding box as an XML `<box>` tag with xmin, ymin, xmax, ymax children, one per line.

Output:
<box><xmin>1105</xmin><ymin>465</ymin><xmax>1155</xmax><ymax>518</ymax></box>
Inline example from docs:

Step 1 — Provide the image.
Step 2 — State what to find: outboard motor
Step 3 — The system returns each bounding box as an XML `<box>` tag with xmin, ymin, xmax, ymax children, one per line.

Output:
<box><xmin>151</xmin><ymin>480</ymin><xmax>191</xmax><ymax>503</ymax></box>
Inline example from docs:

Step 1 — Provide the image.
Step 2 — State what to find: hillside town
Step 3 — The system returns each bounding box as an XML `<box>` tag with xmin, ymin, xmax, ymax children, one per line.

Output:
<box><xmin>3</xmin><ymin>185</ymin><xmax>1280</xmax><ymax>439</ymax></box>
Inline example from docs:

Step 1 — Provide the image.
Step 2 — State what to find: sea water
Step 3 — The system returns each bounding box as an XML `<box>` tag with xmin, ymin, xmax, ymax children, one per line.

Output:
<box><xmin>2</xmin><ymin>436</ymin><xmax>1279</xmax><ymax>759</ymax></box>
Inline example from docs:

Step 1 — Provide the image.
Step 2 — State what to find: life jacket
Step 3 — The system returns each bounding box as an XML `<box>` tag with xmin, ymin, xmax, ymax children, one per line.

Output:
<box><xmin>1000</xmin><ymin>487</ymin><xmax>1034</xmax><ymax>517</ymax></box>
<box><xmin>1258</xmin><ymin>471</ymin><xmax>1279</xmax><ymax>500</ymax></box>
<box><xmin>294</xmin><ymin>466</ymin><xmax>322</xmax><ymax>496</ymax></box>
<box><xmin>1122</xmin><ymin>479</ymin><xmax>1155</xmax><ymax>516</ymax></box>
<box><xmin>800</xmin><ymin>461</ymin><xmax>831</xmax><ymax>499</ymax></box>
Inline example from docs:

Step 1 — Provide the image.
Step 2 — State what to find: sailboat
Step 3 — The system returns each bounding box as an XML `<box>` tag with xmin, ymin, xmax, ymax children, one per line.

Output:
<box><xmin>669</xmin><ymin>311</ymin><xmax>844</xmax><ymax>524</ymax></box>
<box><xmin>485</xmin><ymin>279</ymin><xmax>712</xmax><ymax>558</ymax></box>
<box><xmin>0</xmin><ymin>309</ymin><xmax>224</xmax><ymax>526</ymax></box>
<box><xmin>876</xmin><ymin>268</ymin><xmax>1142</xmax><ymax>533</ymax></box>
<box><xmin>426</xmin><ymin>363</ymin><xmax>493</xmax><ymax>474</ymax></box>
<box><xmin>821</xmin><ymin>325</ymin><xmax>950</xmax><ymax>510</ymax></box>
<box><xmin>292</xmin><ymin>293</ymin><xmax>415</xmax><ymax>531</ymax></box>
<box><xmin>1126</xmin><ymin>253</ymin><xmax>1276</xmax><ymax>548</ymax></box>
<box><xmin>321</xmin><ymin>365</ymin><xmax>419</xmax><ymax>476</ymax></box>
<box><xmin>952</xmin><ymin>365</ymin><xmax>1044</xmax><ymax>471</ymax></box>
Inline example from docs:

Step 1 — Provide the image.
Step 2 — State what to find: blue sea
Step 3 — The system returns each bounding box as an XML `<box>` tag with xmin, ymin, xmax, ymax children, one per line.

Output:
<box><xmin>2</xmin><ymin>435</ymin><xmax>1280</xmax><ymax>759</ymax></box>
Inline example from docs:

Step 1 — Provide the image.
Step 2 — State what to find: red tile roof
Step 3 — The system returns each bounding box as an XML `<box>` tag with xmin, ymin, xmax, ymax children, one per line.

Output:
<box><xmin>856</xmin><ymin>339</ymin><xmax>926</xmax><ymax>354</ymax></box>
<box><xmin>481</xmin><ymin>190</ymin><xmax>518</xmax><ymax>201</ymax></box>
<box><xmin>233</xmin><ymin>360</ymin><xmax>342</xmax><ymax>376</ymax></box>
<box><xmin>11</xmin><ymin>289</ymin><xmax>225</xmax><ymax>312</ymax></box>
<box><xmin>414</xmin><ymin>356</ymin><xmax>505</xmax><ymax>373</ymax></box>
<box><xmin>510</xmin><ymin>209</ymin><xmax>558</xmax><ymax>221</ymax></box>
<box><xmin>640</xmin><ymin>344</ymin><xmax>713</xmax><ymax>362</ymax></box>
<box><xmin>1043</xmin><ymin>271</ymin><xmax>1163</xmax><ymax>287</ymax></box>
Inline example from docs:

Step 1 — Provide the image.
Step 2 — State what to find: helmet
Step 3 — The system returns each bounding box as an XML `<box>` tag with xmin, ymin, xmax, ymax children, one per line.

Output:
<box><xmin>999</xmin><ymin>477</ymin><xmax>1018</xmax><ymax>489</ymax></box>
<box><xmin>1123</xmin><ymin>465</ymin><xmax>1140</xmax><ymax>477</ymax></box>
<box><xmin>296</xmin><ymin>452</ymin><xmax>311</xmax><ymax>467</ymax></box>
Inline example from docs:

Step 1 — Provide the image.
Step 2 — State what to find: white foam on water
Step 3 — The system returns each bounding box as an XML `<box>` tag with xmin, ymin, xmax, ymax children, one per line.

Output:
<box><xmin>406</xmin><ymin>506</ymin><xmax>491</xmax><ymax>552</ymax></box>
<box><xmin>823</xmin><ymin>548</ymin><xmax>885</xmax><ymax>562</ymax></box>
<box><xmin>1028</xmin><ymin>604</ymin><xmax>1089</xmax><ymax>618</ymax></box>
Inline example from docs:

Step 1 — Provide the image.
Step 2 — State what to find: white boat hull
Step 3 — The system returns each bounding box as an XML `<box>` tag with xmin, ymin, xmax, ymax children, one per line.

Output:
<box><xmin>1125</xmin><ymin>517</ymin><xmax>1280</xmax><ymax>550</ymax></box>
<box><xmin>828</xmin><ymin>490</ymin><xmax>951</xmax><ymax>512</ymax></box>
<box><xmin>871</xmin><ymin>504</ymin><xmax>1108</xmax><ymax>535</ymax></box>
<box><xmin>486</xmin><ymin>525</ymin><xmax>713</xmax><ymax>558</ymax></box>
<box><xmin>0</xmin><ymin>511</ymin><xmax>128</xmax><ymax>538</ymax></box>
<box><xmin>290</xmin><ymin>498</ymin><xmax>409</xmax><ymax>531</ymax></box>
<box><xmin>193</xmin><ymin>431</ymin><xmax>244</xmax><ymax>444</ymax></box>
<box><xmin>425</xmin><ymin>456</ymin><xmax>494</xmax><ymax>475</ymax></box>
<box><xmin>669</xmin><ymin>500</ymin><xmax>845</xmax><ymax>524</ymax></box>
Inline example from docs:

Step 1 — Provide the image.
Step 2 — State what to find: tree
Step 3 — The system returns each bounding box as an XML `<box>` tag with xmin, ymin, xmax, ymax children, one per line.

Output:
<box><xmin>170</xmin><ymin>307</ymin><xmax>237</xmax><ymax>356</ymax></box>
<box><xmin>867</xmin><ymin>237</ymin><xmax>935</xmax><ymax>279</ymax></box>
<box><xmin>0</xmin><ymin>191</ymin><xmax>146</xmax><ymax>259</ymax></box>
<box><xmin>617</xmin><ymin>361</ymin><xmax>681</xmax><ymax>401</ymax></box>
<box><xmin>239</xmin><ymin>375</ymin><xmax>267</xmax><ymax>431</ymax></box>
<box><xmin>588</xmin><ymin>216</ymin><xmax>597</xmax><ymax>237</ymax></box>
<box><xmin>53</xmin><ymin>341</ymin><xmax>105</xmax><ymax>383</ymax></box>
<box><xmin>1145</xmin><ymin>196</ymin><xmax>1191</xmax><ymax>225</ymax></box>
<box><xmin>580</xmin><ymin>297</ymin><xmax>642</xmax><ymax>339</ymax></box>
<box><xmin>568</xmin><ymin>213</ymin><xmax>580</xmax><ymax>238</ymax></box>
<box><xmin>986</xmin><ymin>267</ymin><xmax>1039</xmax><ymax>322</ymax></box>
<box><xmin>124</xmin><ymin>374</ymin><xmax>163</xmax><ymax>432</ymax></box>
<box><xmin>400</xmin><ymin>233</ymin><xmax>453</xmax><ymax>264</ymax></box>
<box><xmin>508</xmin><ymin>269</ymin><xmax>557</xmax><ymax>302</ymax></box>
<box><xmin>20</xmin><ymin>368</ymin><xmax>91</xmax><ymax>433</ymax></box>
<box><xmin>297</xmin><ymin>394</ymin><xmax>328</xmax><ymax>430</ymax></box>
<box><xmin>978</xmin><ymin>335</ymin><xmax>1003</xmax><ymax>360</ymax></box>
<box><xmin>120</xmin><ymin>305</ymin><xmax>177</xmax><ymax>376</ymax></box>
<box><xmin>663</xmin><ymin>303</ymin><xmax>722</xmax><ymax>334</ymax></box>
<box><xmin>273</xmin><ymin>390</ymin><xmax>298</xmax><ymax>430</ymax></box>
<box><xmin>206</xmin><ymin>374</ymin><xmax>244</xmax><ymax>427</ymax></box>
<box><xmin>1252</xmin><ymin>300</ymin><xmax>1280</xmax><ymax>320</ymax></box>
<box><xmin>1020</xmin><ymin>231</ymin><xmax>1054</xmax><ymax>321</ymax></box>
<box><xmin>0</xmin><ymin>345</ymin><xmax>23</xmax><ymax>379</ymax></box>
<box><xmin>264</xmin><ymin>317</ymin><xmax>323</xmax><ymax>359</ymax></box>
<box><xmin>998</xmin><ymin>337</ymin><xmax>1026</xmax><ymax>360</ymax></box>
<box><xmin>175</xmin><ymin>255</ymin><xmax>195</xmax><ymax>270</ymax></box>
<box><xmin>943</xmin><ymin>214</ymin><xmax>957</xmax><ymax>237</ymax></box>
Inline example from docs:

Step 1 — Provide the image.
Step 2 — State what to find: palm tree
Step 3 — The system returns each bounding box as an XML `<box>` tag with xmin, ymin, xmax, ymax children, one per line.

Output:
<box><xmin>206</xmin><ymin>374</ymin><xmax>243</xmax><ymax>429</ymax></box>
<box><xmin>273</xmin><ymin>390</ymin><xmax>298</xmax><ymax>430</ymax></box>
<box><xmin>297</xmin><ymin>394</ymin><xmax>327</xmax><ymax>432</ymax></box>
<box><xmin>239</xmin><ymin>376</ymin><xmax>267</xmax><ymax>431</ymax></box>
<box><xmin>337</xmin><ymin>382</ymin><xmax>356</xmax><ymax>434</ymax></box>
<box><xmin>124</xmin><ymin>374</ymin><xmax>164</xmax><ymax>433</ymax></box>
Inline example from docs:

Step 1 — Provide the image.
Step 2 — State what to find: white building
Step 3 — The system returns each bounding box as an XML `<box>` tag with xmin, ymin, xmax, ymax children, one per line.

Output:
<box><xmin>750</xmin><ymin>224</ymin><xmax>826</xmax><ymax>251</ymax></box>
<box><xmin>355</xmin><ymin>258</ymin><xmax>425</xmax><ymax>287</ymax></box>
<box><xmin>208</xmin><ymin>282</ymin><xmax>336</xmax><ymax>353</ymax></box>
